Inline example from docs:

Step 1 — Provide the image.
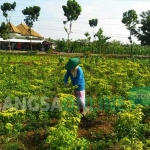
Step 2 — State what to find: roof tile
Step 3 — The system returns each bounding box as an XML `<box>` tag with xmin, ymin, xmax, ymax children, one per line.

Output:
<box><xmin>16</xmin><ymin>23</ymin><xmax>43</xmax><ymax>38</ymax></box>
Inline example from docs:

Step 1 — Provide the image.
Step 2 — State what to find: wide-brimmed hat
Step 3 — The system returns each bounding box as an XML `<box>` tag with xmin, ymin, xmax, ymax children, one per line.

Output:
<box><xmin>65</xmin><ymin>58</ymin><xmax>80</xmax><ymax>70</ymax></box>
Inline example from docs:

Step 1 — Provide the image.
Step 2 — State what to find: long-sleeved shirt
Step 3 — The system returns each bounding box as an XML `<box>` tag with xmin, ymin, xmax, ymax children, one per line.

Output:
<box><xmin>64</xmin><ymin>66</ymin><xmax>85</xmax><ymax>91</ymax></box>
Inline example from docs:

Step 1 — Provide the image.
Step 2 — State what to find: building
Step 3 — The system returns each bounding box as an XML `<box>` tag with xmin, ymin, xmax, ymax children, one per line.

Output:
<box><xmin>0</xmin><ymin>22</ymin><xmax>54</xmax><ymax>51</ymax></box>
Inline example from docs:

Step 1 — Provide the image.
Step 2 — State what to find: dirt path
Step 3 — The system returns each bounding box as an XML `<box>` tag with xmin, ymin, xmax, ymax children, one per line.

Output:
<box><xmin>0</xmin><ymin>50</ymin><xmax>150</xmax><ymax>58</ymax></box>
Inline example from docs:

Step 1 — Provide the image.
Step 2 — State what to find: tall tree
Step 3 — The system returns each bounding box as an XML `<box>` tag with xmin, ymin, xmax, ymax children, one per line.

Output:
<box><xmin>122</xmin><ymin>10</ymin><xmax>138</xmax><ymax>55</ymax></box>
<box><xmin>135</xmin><ymin>10</ymin><xmax>150</xmax><ymax>46</ymax></box>
<box><xmin>94</xmin><ymin>28</ymin><xmax>110</xmax><ymax>53</ymax></box>
<box><xmin>0</xmin><ymin>2</ymin><xmax>16</xmax><ymax>50</ymax></box>
<box><xmin>22</xmin><ymin>6</ymin><xmax>41</xmax><ymax>51</ymax></box>
<box><xmin>89</xmin><ymin>19</ymin><xmax>98</xmax><ymax>41</ymax></box>
<box><xmin>62</xmin><ymin>0</ymin><xmax>82</xmax><ymax>53</ymax></box>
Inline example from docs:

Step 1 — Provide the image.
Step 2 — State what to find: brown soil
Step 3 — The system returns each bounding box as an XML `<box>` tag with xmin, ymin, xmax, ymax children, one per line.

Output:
<box><xmin>18</xmin><ymin>113</ymin><xmax>117</xmax><ymax>150</ymax></box>
<box><xmin>78</xmin><ymin>112</ymin><xmax>117</xmax><ymax>139</ymax></box>
<box><xmin>20</xmin><ymin>111</ymin><xmax>149</xmax><ymax>150</ymax></box>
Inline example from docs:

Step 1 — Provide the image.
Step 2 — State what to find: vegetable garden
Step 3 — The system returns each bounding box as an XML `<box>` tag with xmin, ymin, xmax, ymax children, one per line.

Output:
<box><xmin>0</xmin><ymin>52</ymin><xmax>150</xmax><ymax>150</ymax></box>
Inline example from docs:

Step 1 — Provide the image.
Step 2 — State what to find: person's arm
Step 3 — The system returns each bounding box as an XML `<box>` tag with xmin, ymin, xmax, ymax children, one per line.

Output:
<box><xmin>74</xmin><ymin>68</ymin><xmax>84</xmax><ymax>85</ymax></box>
<box><xmin>64</xmin><ymin>70</ymin><xmax>70</xmax><ymax>85</ymax></box>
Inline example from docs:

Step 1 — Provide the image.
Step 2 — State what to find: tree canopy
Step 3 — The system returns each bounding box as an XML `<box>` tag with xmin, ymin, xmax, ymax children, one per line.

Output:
<box><xmin>89</xmin><ymin>19</ymin><xmax>98</xmax><ymax>41</ymax></box>
<box><xmin>62</xmin><ymin>0</ymin><xmax>82</xmax><ymax>22</ymax></box>
<box><xmin>89</xmin><ymin>19</ymin><xmax>98</xmax><ymax>28</ymax></box>
<box><xmin>22</xmin><ymin>6</ymin><xmax>41</xmax><ymax>51</ymax></box>
<box><xmin>22</xmin><ymin>6</ymin><xmax>41</xmax><ymax>28</ymax></box>
<box><xmin>94</xmin><ymin>28</ymin><xmax>111</xmax><ymax>53</ymax></box>
<box><xmin>136</xmin><ymin>10</ymin><xmax>150</xmax><ymax>45</ymax></box>
<box><xmin>122</xmin><ymin>9</ymin><xmax>138</xmax><ymax>44</ymax></box>
<box><xmin>1</xmin><ymin>2</ymin><xmax>16</xmax><ymax>22</ymax></box>
<box><xmin>0</xmin><ymin>22</ymin><xmax>9</xmax><ymax>39</ymax></box>
<box><xmin>94</xmin><ymin>28</ymin><xmax>110</xmax><ymax>42</ymax></box>
<box><xmin>0</xmin><ymin>1</ymin><xmax>16</xmax><ymax>50</ymax></box>
<box><xmin>62</xmin><ymin>0</ymin><xmax>82</xmax><ymax>51</ymax></box>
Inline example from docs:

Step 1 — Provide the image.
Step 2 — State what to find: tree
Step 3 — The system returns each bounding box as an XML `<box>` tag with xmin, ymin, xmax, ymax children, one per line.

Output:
<box><xmin>135</xmin><ymin>10</ymin><xmax>150</xmax><ymax>45</ymax></box>
<box><xmin>84</xmin><ymin>32</ymin><xmax>91</xmax><ymax>42</ymax></box>
<box><xmin>62</xmin><ymin>0</ymin><xmax>82</xmax><ymax>53</ymax></box>
<box><xmin>94</xmin><ymin>28</ymin><xmax>110</xmax><ymax>53</ymax></box>
<box><xmin>84</xmin><ymin>32</ymin><xmax>91</xmax><ymax>52</ymax></box>
<box><xmin>22</xmin><ymin>6</ymin><xmax>41</xmax><ymax>51</ymax></box>
<box><xmin>0</xmin><ymin>22</ymin><xmax>9</xmax><ymax>40</ymax></box>
<box><xmin>122</xmin><ymin>10</ymin><xmax>138</xmax><ymax>54</ymax></box>
<box><xmin>89</xmin><ymin>19</ymin><xmax>98</xmax><ymax>41</ymax></box>
<box><xmin>0</xmin><ymin>2</ymin><xmax>16</xmax><ymax>50</ymax></box>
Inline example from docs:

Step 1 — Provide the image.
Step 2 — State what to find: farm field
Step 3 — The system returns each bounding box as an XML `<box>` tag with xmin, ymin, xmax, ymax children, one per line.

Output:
<box><xmin>0</xmin><ymin>53</ymin><xmax>150</xmax><ymax>150</ymax></box>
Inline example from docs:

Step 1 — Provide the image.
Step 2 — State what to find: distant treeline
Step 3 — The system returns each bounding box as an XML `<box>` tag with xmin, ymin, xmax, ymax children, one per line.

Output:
<box><xmin>52</xmin><ymin>39</ymin><xmax>150</xmax><ymax>55</ymax></box>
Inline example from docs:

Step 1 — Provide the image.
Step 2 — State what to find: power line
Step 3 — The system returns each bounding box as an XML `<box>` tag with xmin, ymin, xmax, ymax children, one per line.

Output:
<box><xmin>0</xmin><ymin>14</ymin><xmax>122</xmax><ymax>20</ymax></box>
<box><xmin>0</xmin><ymin>15</ymin><xmax>125</xmax><ymax>27</ymax></box>
<box><xmin>0</xmin><ymin>19</ymin><xmax>123</xmax><ymax>35</ymax></box>
<box><xmin>0</xmin><ymin>15</ymin><xmax>139</xmax><ymax>40</ymax></box>
<box><xmin>1</xmin><ymin>19</ymin><xmax>137</xmax><ymax>39</ymax></box>
<box><xmin>0</xmin><ymin>0</ymin><xmax>143</xmax><ymax>41</ymax></box>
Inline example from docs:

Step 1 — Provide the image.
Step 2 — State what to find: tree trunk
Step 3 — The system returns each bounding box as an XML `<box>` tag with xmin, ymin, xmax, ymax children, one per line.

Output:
<box><xmin>29</xmin><ymin>28</ymin><xmax>32</xmax><ymax>52</ymax></box>
<box><xmin>8</xmin><ymin>40</ymin><xmax>11</xmax><ymax>51</ymax></box>
<box><xmin>8</xmin><ymin>24</ymin><xmax>11</xmax><ymax>51</ymax></box>
<box><xmin>68</xmin><ymin>33</ymin><xmax>69</xmax><ymax>54</ymax></box>
<box><xmin>30</xmin><ymin>38</ymin><xmax>32</xmax><ymax>52</ymax></box>
<box><xmin>130</xmin><ymin>30</ymin><xmax>132</xmax><ymax>57</ymax></box>
<box><xmin>93</xmin><ymin>27</ymin><xmax>94</xmax><ymax>42</ymax></box>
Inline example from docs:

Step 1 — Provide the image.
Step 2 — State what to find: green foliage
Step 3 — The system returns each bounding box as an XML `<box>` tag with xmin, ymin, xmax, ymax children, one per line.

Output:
<box><xmin>119</xmin><ymin>137</ymin><xmax>144</xmax><ymax>150</ymax></box>
<box><xmin>0</xmin><ymin>1</ymin><xmax>16</xmax><ymax>21</ymax></box>
<box><xmin>62</xmin><ymin>0</ymin><xmax>82</xmax><ymax>22</ymax></box>
<box><xmin>89</xmin><ymin>19</ymin><xmax>98</xmax><ymax>27</ymax></box>
<box><xmin>84</xmin><ymin>32</ymin><xmax>91</xmax><ymax>42</ymax></box>
<box><xmin>94</xmin><ymin>28</ymin><xmax>111</xmax><ymax>53</ymax></box>
<box><xmin>46</xmin><ymin>94</ymin><xmax>90</xmax><ymax>150</ymax></box>
<box><xmin>22</xmin><ymin>6</ymin><xmax>41</xmax><ymax>51</ymax></box>
<box><xmin>137</xmin><ymin>10</ymin><xmax>150</xmax><ymax>45</ymax></box>
<box><xmin>94</xmin><ymin>28</ymin><xmax>111</xmax><ymax>42</ymax></box>
<box><xmin>46</xmin><ymin>123</ymin><xmax>89</xmax><ymax>150</ymax></box>
<box><xmin>58</xmin><ymin>56</ymin><xmax>64</xmax><ymax>63</ymax></box>
<box><xmin>122</xmin><ymin>9</ymin><xmax>139</xmax><ymax>44</ymax></box>
<box><xmin>62</xmin><ymin>0</ymin><xmax>82</xmax><ymax>50</ymax></box>
<box><xmin>84</xmin><ymin>110</ymin><xmax>98</xmax><ymax>122</ymax></box>
<box><xmin>0</xmin><ymin>1</ymin><xmax>16</xmax><ymax>50</ymax></box>
<box><xmin>0</xmin><ymin>22</ymin><xmax>9</xmax><ymax>39</ymax></box>
<box><xmin>122</xmin><ymin>9</ymin><xmax>138</xmax><ymax>31</ymax></box>
<box><xmin>55</xmin><ymin>38</ymin><xmax>67</xmax><ymax>52</ymax></box>
<box><xmin>0</xmin><ymin>54</ymin><xmax>149</xmax><ymax>149</ymax></box>
<box><xmin>89</xmin><ymin>19</ymin><xmax>98</xmax><ymax>41</ymax></box>
<box><xmin>0</xmin><ymin>107</ymin><xmax>25</xmax><ymax>149</ymax></box>
<box><xmin>54</xmin><ymin>38</ymin><xmax>150</xmax><ymax>54</ymax></box>
<box><xmin>115</xmin><ymin>101</ymin><xmax>147</xmax><ymax>149</ymax></box>
<box><xmin>22</xmin><ymin>6</ymin><xmax>41</xmax><ymax>28</ymax></box>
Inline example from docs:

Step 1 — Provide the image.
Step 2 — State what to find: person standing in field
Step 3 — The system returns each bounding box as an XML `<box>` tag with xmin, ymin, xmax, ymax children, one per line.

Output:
<box><xmin>64</xmin><ymin>57</ymin><xmax>85</xmax><ymax>115</ymax></box>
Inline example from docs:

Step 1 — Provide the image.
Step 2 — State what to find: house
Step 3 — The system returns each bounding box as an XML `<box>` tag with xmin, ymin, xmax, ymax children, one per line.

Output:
<box><xmin>0</xmin><ymin>22</ymin><xmax>54</xmax><ymax>51</ymax></box>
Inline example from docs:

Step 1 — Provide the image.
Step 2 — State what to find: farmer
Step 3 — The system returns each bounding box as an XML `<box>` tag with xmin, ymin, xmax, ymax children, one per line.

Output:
<box><xmin>64</xmin><ymin>57</ymin><xmax>85</xmax><ymax>115</ymax></box>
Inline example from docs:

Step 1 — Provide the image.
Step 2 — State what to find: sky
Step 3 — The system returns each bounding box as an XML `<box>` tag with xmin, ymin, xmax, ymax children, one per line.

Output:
<box><xmin>0</xmin><ymin>0</ymin><xmax>150</xmax><ymax>44</ymax></box>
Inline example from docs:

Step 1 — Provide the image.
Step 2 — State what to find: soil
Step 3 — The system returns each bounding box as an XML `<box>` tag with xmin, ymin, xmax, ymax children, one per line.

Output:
<box><xmin>78</xmin><ymin>112</ymin><xmax>117</xmax><ymax>139</ymax></box>
<box><xmin>18</xmin><ymin>112</ymin><xmax>117</xmax><ymax>150</ymax></box>
<box><xmin>15</xmin><ymin>111</ymin><xmax>150</xmax><ymax>150</ymax></box>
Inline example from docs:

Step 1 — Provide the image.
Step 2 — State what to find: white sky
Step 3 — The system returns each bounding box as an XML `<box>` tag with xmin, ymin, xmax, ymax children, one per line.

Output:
<box><xmin>0</xmin><ymin>0</ymin><xmax>150</xmax><ymax>44</ymax></box>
